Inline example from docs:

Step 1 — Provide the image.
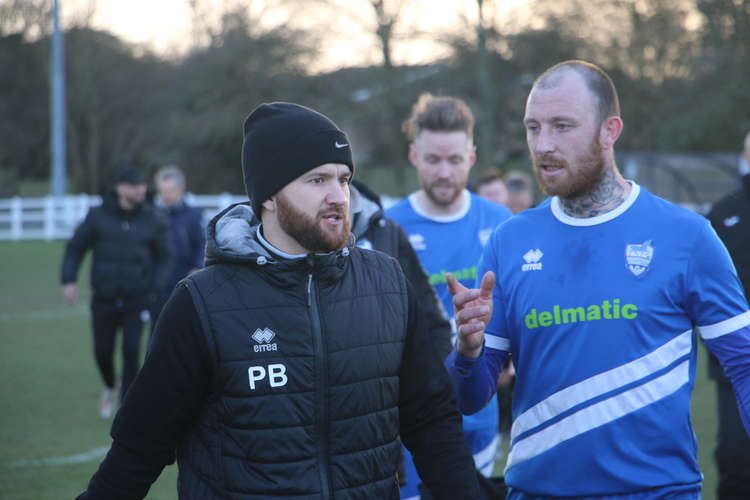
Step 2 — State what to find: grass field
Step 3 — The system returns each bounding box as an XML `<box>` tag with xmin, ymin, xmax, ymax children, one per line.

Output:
<box><xmin>0</xmin><ymin>241</ymin><xmax>720</xmax><ymax>499</ymax></box>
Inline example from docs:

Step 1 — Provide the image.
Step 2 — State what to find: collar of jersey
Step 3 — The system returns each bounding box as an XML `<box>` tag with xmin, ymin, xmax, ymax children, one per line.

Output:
<box><xmin>407</xmin><ymin>189</ymin><xmax>471</xmax><ymax>223</ymax></box>
<box><xmin>550</xmin><ymin>181</ymin><xmax>640</xmax><ymax>227</ymax></box>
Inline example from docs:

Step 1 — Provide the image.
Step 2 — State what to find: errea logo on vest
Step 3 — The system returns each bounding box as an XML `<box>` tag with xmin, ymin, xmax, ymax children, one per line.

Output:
<box><xmin>251</xmin><ymin>327</ymin><xmax>278</xmax><ymax>352</ymax></box>
<box><xmin>248</xmin><ymin>327</ymin><xmax>287</xmax><ymax>390</ymax></box>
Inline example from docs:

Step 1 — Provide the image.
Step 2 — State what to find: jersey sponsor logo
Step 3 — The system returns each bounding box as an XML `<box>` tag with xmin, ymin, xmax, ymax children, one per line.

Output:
<box><xmin>478</xmin><ymin>228</ymin><xmax>493</xmax><ymax>246</ymax></box>
<box><xmin>251</xmin><ymin>327</ymin><xmax>278</xmax><ymax>352</ymax></box>
<box><xmin>522</xmin><ymin>248</ymin><xmax>544</xmax><ymax>272</ymax></box>
<box><xmin>524</xmin><ymin>298</ymin><xmax>638</xmax><ymax>329</ymax></box>
<box><xmin>429</xmin><ymin>266</ymin><xmax>477</xmax><ymax>285</ymax></box>
<box><xmin>625</xmin><ymin>240</ymin><xmax>654</xmax><ymax>277</ymax></box>
<box><xmin>408</xmin><ymin>233</ymin><xmax>426</xmax><ymax>251</ymax></box>
<box><xmin>723</xmin><ymin>215</ymin><xmax>740</xmax><ymax>227</ymax></box>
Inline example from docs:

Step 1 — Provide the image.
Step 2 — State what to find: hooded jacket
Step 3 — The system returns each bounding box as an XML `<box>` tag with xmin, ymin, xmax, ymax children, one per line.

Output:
<box><xmin>350</xmin><ymin>181</ymin><xmax>452</xmax><ymax>359</ymax></box>
<box><xmin>61</xmin><ymin>190</ymin><xmax>171</xmax><ymax>306</ymax></box>
<box><xmin>157</xmin><ymin>199</ymin><xmax>205</xmax><ymax>296</ymax></box>
<box><xmin>707</xmin><ymin>178</ymin><xmax>750</xmax><ymax>382</ymax></box>
<box><xmin>77</xmin><ymin>203</ymin><xmax>479</xmax><ymax>500</ymax></box>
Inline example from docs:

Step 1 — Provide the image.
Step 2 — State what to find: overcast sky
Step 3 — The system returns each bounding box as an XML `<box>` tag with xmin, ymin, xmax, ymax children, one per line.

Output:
<box><xmin>61</xmin><ymin>0</ymin><xmax>528</xmax><ymax>71</ymax></box>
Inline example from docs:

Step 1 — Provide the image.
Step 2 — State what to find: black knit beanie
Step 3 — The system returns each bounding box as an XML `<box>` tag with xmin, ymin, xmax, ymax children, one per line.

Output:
<box><xmin>242</xmin><ymin>102</ymin><xmax>354</xmax><ymax>215</ymax></box>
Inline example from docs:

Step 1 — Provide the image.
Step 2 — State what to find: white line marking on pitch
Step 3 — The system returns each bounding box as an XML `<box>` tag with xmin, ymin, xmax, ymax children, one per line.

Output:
<box><xmin>0</xmin><ymin>305</ymin><xmax>88</xmax><ymax>323</ymax></box>
<box><xmin>1</xmin><ymin>446</ymin><xmax>110</xmax><ymax>469</ymax></box>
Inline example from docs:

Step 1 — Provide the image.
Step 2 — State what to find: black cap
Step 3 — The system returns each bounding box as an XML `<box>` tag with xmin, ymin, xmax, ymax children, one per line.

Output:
<box><xmin>241</xmin><ymin>102</ymin><xmax>354</xmax><ymax>215</ymax></box>
<box><xmin>115</xmin><ymin>166</ymin><xmax>146</xmax><ymax>185</ymax></box>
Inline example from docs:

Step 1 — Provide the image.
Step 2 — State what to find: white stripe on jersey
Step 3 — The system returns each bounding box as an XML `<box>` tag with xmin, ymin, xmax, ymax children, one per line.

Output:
<box><xmin>473</xmin><ymin>433</ymin><xmax>501</xmax><ymax>476</ymax></box>
<box><xmin>485</xmin><ymin>335</ymin><xmax>510</xmax><ymax>351</ymax></box>
<box><xmin>698</xmin><ymin>310</ymin><xmax>750</xmax><ymax>339</ymax></box>
<box><xmin>506</xmin><ymin>359</ymin><xmax>690</xmax><ymax>471</ymax></box>
<box><xmin>510</xmin><ymin>329</ymin><xmax>692</xmax><ymax>444</ymax></box>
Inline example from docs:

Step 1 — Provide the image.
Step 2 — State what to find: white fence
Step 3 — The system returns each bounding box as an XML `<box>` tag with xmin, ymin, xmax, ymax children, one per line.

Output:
<box><xmin>0</xmin><ymin>193</ymin><xmax>247</xmax><ymax>241</ymax></box>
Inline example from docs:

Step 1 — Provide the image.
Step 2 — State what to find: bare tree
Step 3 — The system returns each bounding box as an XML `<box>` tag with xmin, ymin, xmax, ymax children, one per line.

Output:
<box><xmin>0</xmin><ymin>0</ymin><xmax>51</xmax><ymax>39</ymax></box>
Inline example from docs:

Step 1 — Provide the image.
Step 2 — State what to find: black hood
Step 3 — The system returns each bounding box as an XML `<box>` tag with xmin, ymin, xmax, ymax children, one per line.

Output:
<box><xmin>350</xmin><ymin>181</ymin><xmax>385</xmax><ymax>239</ymax></box>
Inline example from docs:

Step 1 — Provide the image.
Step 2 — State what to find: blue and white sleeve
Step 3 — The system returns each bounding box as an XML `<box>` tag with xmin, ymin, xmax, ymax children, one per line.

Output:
<box><xmin>446</xmin><ymin>230</ymin><xmax>510</xmax><ymax>415</ymax></box>
<box><xmin>687</xmin><ymin>221</ymin><xmax>750</xmax><ymax>436</ymax></box>
<box><xmin>703</xmin><ymin>326</ymin><xmax>750</xmax><ymax>435</ymax></box>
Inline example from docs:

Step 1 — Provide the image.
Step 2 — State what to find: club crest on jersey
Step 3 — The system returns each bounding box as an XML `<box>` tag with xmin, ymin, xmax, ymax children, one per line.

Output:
<box><xmin>251</xmin><ymin>327</ymin><xmax>278</xmax><ymax>352</ymax></box>
<box><xmin>625</xmin><ymin>240</ymin><xmax>654</xmax><ymax>277</ymax></box>
<box><xmin>522</xmin><ymin>248</ymin><xmax>543</xmax><ymax>272</ymax></box>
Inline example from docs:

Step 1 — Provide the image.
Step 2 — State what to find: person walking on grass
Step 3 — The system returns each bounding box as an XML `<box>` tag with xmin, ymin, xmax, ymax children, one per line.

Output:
<box><xmin>149</xmin><ymin>165</ymin><xmax>205</xmax><ymax>333</ymax></box>
<box><xmin>61</xmin><ymin>166</ymin><xmax>171</xmax><ymax>418</ymax></box>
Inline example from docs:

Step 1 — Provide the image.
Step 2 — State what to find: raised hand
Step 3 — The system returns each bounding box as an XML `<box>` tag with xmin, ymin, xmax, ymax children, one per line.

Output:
<box><xmin>446</xmin><ymin>271</ymin><xmax>495</xmax><ymax>359</ymax></box>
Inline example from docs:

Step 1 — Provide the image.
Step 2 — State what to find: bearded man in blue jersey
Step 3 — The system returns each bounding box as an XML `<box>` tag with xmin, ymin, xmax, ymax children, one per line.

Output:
<box><xmin>386</xmin><ymin>93</ymin><xmax>512</xmax><ymax>499</ymax></box>
<box><xmin>445</xmin><ymin>60</ymin><xmax>750</xmax><ymax>499</ymax></box>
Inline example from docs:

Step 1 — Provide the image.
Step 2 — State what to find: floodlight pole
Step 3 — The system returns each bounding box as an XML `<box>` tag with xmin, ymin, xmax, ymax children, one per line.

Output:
<box><xmin>50</xmin><ymin>0</ymin><xmax>66</xmax><ymax>197</ymax></box>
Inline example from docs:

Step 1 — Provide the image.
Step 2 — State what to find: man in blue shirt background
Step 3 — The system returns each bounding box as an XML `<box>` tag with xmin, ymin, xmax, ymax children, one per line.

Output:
<box><xmin>446</xmin><ymin>60</ymin><xmax>750</xmax><ymax>499</ymax></box>
<box><xmin>387</xmin><ymin>93</ymin><xmax>511</xmax><ymax>499</ymax></box>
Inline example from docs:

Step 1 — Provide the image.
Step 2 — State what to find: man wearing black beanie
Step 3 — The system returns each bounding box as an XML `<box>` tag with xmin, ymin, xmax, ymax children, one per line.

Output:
<box><xmin>78</xmin><ymin>102</ymin><xmax>480</xmax><ymax>500</ymax></box>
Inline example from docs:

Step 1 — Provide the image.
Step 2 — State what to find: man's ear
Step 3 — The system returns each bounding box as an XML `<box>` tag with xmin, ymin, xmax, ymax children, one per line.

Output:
<box><xmin>262</xmin><ymin>197</ymin><xmax>276</xmax><ymax>213</ymax></box>
<box><xmin>408</xmin><ymin>143</ymin><xmax>419</xmax><ymax>168</ymax></box>
<box><xmin>599</xmin><ymin>116</ymin><xmax>623</xmax><ymax>150</ymax></box>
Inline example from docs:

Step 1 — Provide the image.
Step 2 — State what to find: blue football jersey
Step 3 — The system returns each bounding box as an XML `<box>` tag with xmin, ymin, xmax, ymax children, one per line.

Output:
<box><xmin>388</xmin><ymin>190</ymin><xmax>511</xmax><ymax>498</ymax></box>
<box><xmin>479</xmin><ymin>183</ymin><xmax>750</xmax><ymax>496</ymax></box>
<box><xmin>387</xmin><ymin>192</ymin><xmax>510</xmax><ymax>433</ymax></box>
<box><xmin>386</xmin><ymin>190</ymin><xmax>512</xmax><ymax>323</ymax></box>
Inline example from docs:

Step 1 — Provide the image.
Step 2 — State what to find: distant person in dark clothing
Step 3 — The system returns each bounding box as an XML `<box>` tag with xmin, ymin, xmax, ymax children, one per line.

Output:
<box><xmin>350</xmin><ymin>180</ymin><xmax>452</xmax><ymax>359</ymax></box>
<box><xmin>150</xmin><ymin>165</ymin><xmax>205</xmax><ymax>331</ymax></box>
<box><xmin>705</xmin><ymin>130</ymin><xmax>750</xmax><ymax>500</ymax></box>
<box><xmin>349</xmin><ymin>179</ymin><xmax>454</xmax><ymax>490</ymax></box>
<box><xmin>504</xmin><ymin>170</ymin><xmax>535</xmax><ymax>214</ymax></box>
<box><xmin>474</xmin><ymin>168</ymin><xmax>509</xmax><ymax>208</ymax></box>
<box><xmin>76</xmin><ymin>102</ymin><xmax>479</xmax><ymax>500</ymax></box>
<box><xmin>61</xmin><ymin>166</ymin><xmax>171</xmax><ymax>418</ymax></box>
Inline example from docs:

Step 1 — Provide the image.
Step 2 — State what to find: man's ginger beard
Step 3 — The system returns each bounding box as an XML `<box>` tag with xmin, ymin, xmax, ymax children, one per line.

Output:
<box><xmin>533</xmin><ymin>132</ymin><xmax>606</xmax><ymax>199</ymax></box>
<box><xmin>275</xmin><ymin>192</ymin><xmax>350</xmax><ymax>253</ymax></box>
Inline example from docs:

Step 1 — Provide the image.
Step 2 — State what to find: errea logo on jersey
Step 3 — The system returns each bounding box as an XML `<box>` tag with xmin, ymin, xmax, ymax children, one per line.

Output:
<box><xmin>251</xmin><ymin>327</ymin><xmax>278</xmax><ymax>353</ymax></box>
<box><xmin>521</xmin><ymin>249</ymin><xmax>543</xmax><ymax>272</ymax></box>
<box><xmin>409</xmin><ymin>233</ymin><xmax>426</xmax><ymax>251</ymax></box>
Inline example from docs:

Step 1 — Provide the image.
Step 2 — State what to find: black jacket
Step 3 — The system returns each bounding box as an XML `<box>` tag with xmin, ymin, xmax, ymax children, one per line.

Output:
<box><xmin>158</xmin><ymin>199</ymin><xmax>205</xmax><ymax>297</ymax></box>
<box><xmin>61</xmin><ymin>190</ymin><xmax>171</xmax><ymax>306</ymax></box>
<box><xmin>77</xmin><ymin>203</ymin><xmax>479</xmax><ymax>500</ymax></box>
<box><xmin>706</xmin><ymin>181</ymin><xmax>750</xmax><ymax>381</ymax></box>
<box><xmin>350</xmin><ymin>181</ymin><xmax>453</xmax><ymax>359</ymax></box>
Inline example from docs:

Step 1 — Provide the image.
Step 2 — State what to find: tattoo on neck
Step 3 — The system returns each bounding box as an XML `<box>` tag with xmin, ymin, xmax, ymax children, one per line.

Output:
<box><xmin>560</xmin><ymin>169</ymin><xmax>630</xmax><ymax>218</ymax></box>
